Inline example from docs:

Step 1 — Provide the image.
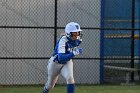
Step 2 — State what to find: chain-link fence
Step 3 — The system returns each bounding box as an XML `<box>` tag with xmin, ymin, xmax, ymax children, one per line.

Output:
<box><xmin>0</xmin><ymin>0</ymin><xmax>101</xmax><ymax>86</ymax></box>
<box><xmin>0</xmin><ymin>0</ymin><xmax>140</xmax><ymax>86</ymax></box>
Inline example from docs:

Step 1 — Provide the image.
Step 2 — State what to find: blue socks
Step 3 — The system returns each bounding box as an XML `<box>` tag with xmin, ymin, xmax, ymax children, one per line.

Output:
<box><xmin>67</xmin><ymin>84</ymin><xmax>75</xmax><ymax>93</ymax></box>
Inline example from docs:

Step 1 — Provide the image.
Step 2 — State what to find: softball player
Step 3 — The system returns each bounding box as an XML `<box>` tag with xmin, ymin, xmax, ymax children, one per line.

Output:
<box><xmin>42</xmin><ymin>22</ymin><xmax>83</xmax><ymax>93</ymax></box>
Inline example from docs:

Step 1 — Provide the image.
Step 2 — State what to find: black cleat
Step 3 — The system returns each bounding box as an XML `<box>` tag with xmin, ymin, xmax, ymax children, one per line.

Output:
<box><xmin>42</xmin><ymin>87</ymin><xmax>49</xmax><ymax>93</ymax></box>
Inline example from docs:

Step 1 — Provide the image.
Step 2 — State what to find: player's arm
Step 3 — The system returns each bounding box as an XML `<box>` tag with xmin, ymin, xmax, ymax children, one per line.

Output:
<box><xmin>58</xmin><ymin>53</ymin><xmax>74</xmax><ymax>62</ymax></box>
<box><xmin>57</xmin><ymin>37</ymin><xmax>82</xmax><ymax>63</ymax></box>
<box><xmin>57</xmin><ymin>37</ymin><xmax>74</xmax><ymax>63</ymax></box>
<box><xmin>58</xmin><ymin>48</ymin><xmax>82</xmax><ymax>62</ymax></box>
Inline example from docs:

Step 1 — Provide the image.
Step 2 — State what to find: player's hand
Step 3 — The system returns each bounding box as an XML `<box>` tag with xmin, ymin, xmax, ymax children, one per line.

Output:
<box><xmin>73</xmin><ymin>48</ymin><xmax>82</xmax><ymax>55</ymax></box>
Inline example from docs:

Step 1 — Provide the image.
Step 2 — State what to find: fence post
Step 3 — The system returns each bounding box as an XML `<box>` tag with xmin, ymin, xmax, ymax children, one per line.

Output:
<box><xmin>54</xmin><ymin>0</ymin><xmax>58</xmax><ymax>48</ymax></box>
<box><xmin>130</xmin><ymin>0</ymin><xmax>135</xmax><ymax>81</ymax></box>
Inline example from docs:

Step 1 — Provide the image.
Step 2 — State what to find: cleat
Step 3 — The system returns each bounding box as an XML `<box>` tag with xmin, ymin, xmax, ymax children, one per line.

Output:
<box><xmin>42</xmin><ymin>87</ymin><xmax>49</xmax><ymax>93</ymax></box>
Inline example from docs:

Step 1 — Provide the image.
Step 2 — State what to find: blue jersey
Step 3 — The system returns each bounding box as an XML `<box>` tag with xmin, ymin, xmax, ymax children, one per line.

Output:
<box><xmin>52</xmin><ymin>36</ymin><xmax>81</xmax><ymax>64</ymax></box>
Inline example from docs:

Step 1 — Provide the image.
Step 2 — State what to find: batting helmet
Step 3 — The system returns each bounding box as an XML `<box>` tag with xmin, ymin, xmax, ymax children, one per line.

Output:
<box><xmin>65</xmin><ymin>22</ymin><xmax>82</xmax><ymax>37</ymax></box>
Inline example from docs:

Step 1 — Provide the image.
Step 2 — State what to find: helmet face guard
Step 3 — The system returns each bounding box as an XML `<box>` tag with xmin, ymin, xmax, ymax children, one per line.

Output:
<box><xmin>70</xmin><ymin>31</ymin><xmax>83</xmax><ymax>39</ymax></box>
<box><xmin>76</xmin><ymin>32</ymin><xmax>83</xmax><ymax>41</ymax></box>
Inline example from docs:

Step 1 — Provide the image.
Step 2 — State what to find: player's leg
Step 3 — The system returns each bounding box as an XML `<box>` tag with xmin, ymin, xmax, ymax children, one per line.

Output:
<box><xmin>42</xmin><ymin>76</ymin><xmax>58</xmax><ymax>93</ymax></box>
<box><xmin>42</xmin><ymin>57</ymin><xmax>63</xmax><ymax>93</ymax></box>
<box><xmin>61</xmin><ymin>60</ymin><xmax>75</xmax><ymax>93</ymax></box>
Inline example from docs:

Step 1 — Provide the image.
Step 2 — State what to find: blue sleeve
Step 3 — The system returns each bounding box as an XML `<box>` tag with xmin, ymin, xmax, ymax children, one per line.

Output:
<box><xmin>58</xmin><ymin>52</ymin><xmax>74</xmax><ymax>63</ymax></box>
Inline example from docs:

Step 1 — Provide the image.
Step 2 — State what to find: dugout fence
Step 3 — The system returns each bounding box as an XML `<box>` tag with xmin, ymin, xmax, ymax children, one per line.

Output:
<box><xmin>0</xmin><ymin>0</ymin><xmax>140</xmax><ymax>86</ymax></box>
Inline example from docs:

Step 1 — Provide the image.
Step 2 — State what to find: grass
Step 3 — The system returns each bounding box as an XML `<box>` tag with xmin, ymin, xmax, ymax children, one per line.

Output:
<box><xmin>0</xmin><ymin>85</ymin><xmax>140</xmax><ymax>93</ymax></box>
